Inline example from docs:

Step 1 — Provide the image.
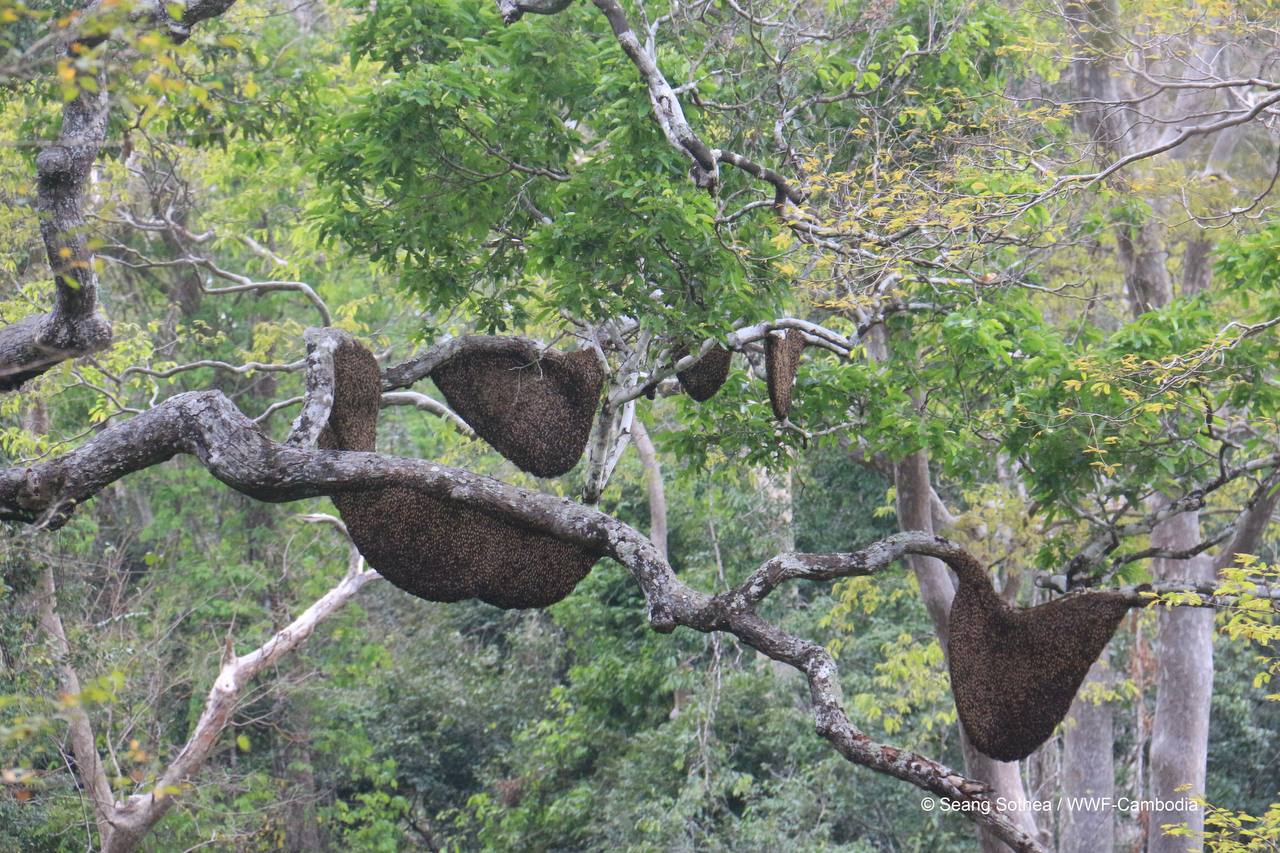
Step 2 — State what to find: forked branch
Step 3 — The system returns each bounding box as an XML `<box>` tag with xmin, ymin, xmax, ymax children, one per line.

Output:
<box><xmin>0</xmin><ymin>390</ymin><xmax>1044</xmax><ymax>851</ymax></box>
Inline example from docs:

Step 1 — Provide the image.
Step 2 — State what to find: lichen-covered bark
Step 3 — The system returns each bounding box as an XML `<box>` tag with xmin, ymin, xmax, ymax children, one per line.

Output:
<box><xmin>0</xmin><ymin>68</ymin><xmax>112</xmax><ymax>390</ymax></box>
<box><xmin>0</xmin><ymin>389</ymin><xmax>1051</xmax><ymax>852</ymax></box>
<box><xmin>2</xmin><ymin>0</ymin><xmax>245</xmax><ymax>391</ymax></box>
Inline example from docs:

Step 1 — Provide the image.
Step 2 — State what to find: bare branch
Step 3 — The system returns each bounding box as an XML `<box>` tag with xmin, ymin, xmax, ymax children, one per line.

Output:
<box><xmin>1048</xmin><ymin>89</ymin><xmax>1280</xmax><ymax>195</ymax></box>
<box><xmin>100</xmin><ymin>547</ymin><xmax>380</xmax><ymax>851</ymax></box>
<box><xmin>381</xmin><ymin>391</ymin><xmax>475</xmax><ymax>438</ymax></box>
<box><xmin>119</xmin><ymin>359</ymin><xmax>305</xmax><ymax>381</ymax></box>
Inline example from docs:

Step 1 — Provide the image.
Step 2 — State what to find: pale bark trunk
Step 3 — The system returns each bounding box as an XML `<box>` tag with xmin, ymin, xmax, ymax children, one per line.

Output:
<box><xmin>36</xmin><ymin>566</ymin><xmax>117</xmax><ymax>849</ymax></box>
<box><xmin>1181</xmin><ymin>235</ymin><xmax>1213</xmax><ymax>296</ymax></box>
<box><xmin>1147</xmin><ymin>511</ymin><xmax>1214</xmax><ymax>852</ymax></box>
<box><xmin>893</xmin><ymin>450</ymin><xmax>1041</xmax><ymax>852</ymax></box>
<box><xmin>1116</xmin><ymin>220</ymin><xmax>1174</xmax><ymax>314</ymax></box>
<box><xmin>631</xmin><ymin>418</ymin><xmax>667</xmax><ymax>560</ymax></box>
<box><xmin>1061</xmin><ymin>662</ymin><xmax>1116</xmax><ymax>853</ymax></box>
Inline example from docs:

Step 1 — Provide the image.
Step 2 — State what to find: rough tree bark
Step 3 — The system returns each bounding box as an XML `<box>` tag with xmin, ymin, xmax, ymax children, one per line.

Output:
<box><xmin>0</xmin><ymin>380</ymin><xmax>1066</xmax><ymax>852</ymax></box>
<box><xmin>0</xmin><ymin>63</ymin><xmax>112</xmax><ymax>389</ymax></box>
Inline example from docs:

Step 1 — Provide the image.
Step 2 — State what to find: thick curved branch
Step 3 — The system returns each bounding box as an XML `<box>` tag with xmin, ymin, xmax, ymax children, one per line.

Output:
<box><xmin>381</xmin><ymin>334</ymin><xmax>548</xmax><ymax>391</ymax></box>
<box><xmin>0</xmin><ymin>391</ymin><xmax>1045</xmax><ymax>851</ymax></box>
<box><xmin>379</xmin><ymin>318</ymin><xmax>861</xmax><ymax>407</ymax></box>
<box><xmin>1</xmin><ymin>0</ymin><xmax>243</xmax><ymax>392</ymax></box>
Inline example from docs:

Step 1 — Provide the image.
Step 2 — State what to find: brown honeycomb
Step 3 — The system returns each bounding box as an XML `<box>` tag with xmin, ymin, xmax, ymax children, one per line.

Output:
<box><xmin>320</xmin><ymin>338</ymin><xmax>600</xmax><ymax>609</ymax></box>
<box><xmin>431</xmin><ymin>342</ymin><xmax>603</xmax><ymax>478</ymax></box>
<box><xmin>675</xmin><ymin>344</ymin><xmax>732</xmax><ymax>402</ymax></box>
<box><xmin>764</xmin><ymin>330</ymin><xmax>806</xmax><ymax>420</ymax></box>
<box><xmin>946</xmin><ymin>551</ymin><xmax>1132</xmax><ymax>761</ymax></box>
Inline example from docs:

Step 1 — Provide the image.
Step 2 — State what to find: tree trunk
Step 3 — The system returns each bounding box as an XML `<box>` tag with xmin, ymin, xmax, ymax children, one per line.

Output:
<box><xmin>1061</xmin><ymin>661</ymin><xmax>1116</xmax><ymax>853</ymax></box>
<box><xmin>1116</xmin><ymin>219</ymin><xmax>1174</xmax><ymax>314</ymax></box>
<box><xmin>893</xmin><ymin>450</ymin><xmax>1041</xmax><ymax>852</ymax></box>
<box><xmin>273</xmin><ymin>699</ymin><xmax>326</xmax><ymax>852</ymax></box>
<box><xmin>1146</xmin><ymin>510</ymin><xmax>1214</xmax><ymax>851</ymax></box>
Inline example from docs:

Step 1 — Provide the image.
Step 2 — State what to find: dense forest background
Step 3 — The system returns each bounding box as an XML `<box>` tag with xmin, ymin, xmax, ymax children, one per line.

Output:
<box><xmin>1</xmin><ymin>0</ymin><xmax>1278</xmax><ymax>850</ymax></box>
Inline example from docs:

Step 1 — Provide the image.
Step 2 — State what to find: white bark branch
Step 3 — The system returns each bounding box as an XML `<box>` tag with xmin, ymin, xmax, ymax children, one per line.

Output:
<box><xmin>101</xmin><ymin>547</ymin><xmax>380</xmax><ymax>852</ymax></box>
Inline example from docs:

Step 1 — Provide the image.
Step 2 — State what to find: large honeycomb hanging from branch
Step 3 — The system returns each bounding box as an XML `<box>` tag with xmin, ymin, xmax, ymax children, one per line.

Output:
<box><xmin>320</xmin><ymin>338</ymin><xmax>600</xmax><ymax>609</ymax></box>
<box><xmin>675</xmin><ymin>344</ymin><xmax>732</xmax><ymax>402</ymax></box>
<box><xmin>431</xmin><ymin>341</ymin><xmax>603</xmax><ymax>478</ymax></box>
<box><xmin>764</xmin><ymin>330</ymin><xmax>806</xmax><ymax>420</ymax></box>
<box><xmin>946</xmin><ymin>552</ymin><xmax>1132</xmax><ymax>761</ymax></box>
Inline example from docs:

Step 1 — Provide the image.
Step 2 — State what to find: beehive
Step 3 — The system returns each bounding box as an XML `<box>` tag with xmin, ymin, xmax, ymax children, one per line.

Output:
<box><xmin>321</xmin><ymin>338</ymin><xmax>600</xmax><ymax>609</ymax></box>
<box><xmin>431</xmin><ymin>342</ymin><xmax>603</xmax><ymax>478</ymax></box>
<box><xmin>675</xmin><ymin>344</ymin><xmax>732</xmax><ymax>402</ymax></box>
<box><xmin>764</xmin><ymin>330</ymin><xmax>806</xmax><ymax>420</ymax></box>
<box><xmin>946</xmin><ymin>552</ymin><xmax>1132</xmax><ymax>761</ymax></box>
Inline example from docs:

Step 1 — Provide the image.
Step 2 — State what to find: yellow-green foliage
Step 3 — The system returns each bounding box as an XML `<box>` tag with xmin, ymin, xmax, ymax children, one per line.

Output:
<box><xmin>1150</xmin><ymin>554</ymin><xmax>1279</xmax><ymax>701</ymax></box>
<box><xmin>850</xmin><ymin>633</ymin><xmax>956</xmax><ymax>737</ymax></box>
<box><xmin>1164</xmin><ymin>793</ymin><xmax>1280</xmax><ymax>851</ymax></box>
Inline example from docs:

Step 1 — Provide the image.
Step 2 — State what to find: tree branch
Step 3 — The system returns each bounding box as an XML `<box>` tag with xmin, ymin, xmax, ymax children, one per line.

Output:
<box><xmin>380</xmin><ymin>392</ymin><xmax>475</xmax><ymax>438</ymax></box>
<box><xmin>495</xmin><ymin>0</ymin><xmax>572</xmax><ymax>25</ymax></box>
<box><xmin>0</xmin><ymin>391</ymin><xmax>1048</xmax><ymax>850</ymax></box>
<box><xmin>101</xmin><ymin>546</ymin><xmax>380</xmax><ymax>852</ymax></box>
<box><xmin>0</xmin><ymin>0</ymin><xmax>245</xmax><ymax>392</ymax></box>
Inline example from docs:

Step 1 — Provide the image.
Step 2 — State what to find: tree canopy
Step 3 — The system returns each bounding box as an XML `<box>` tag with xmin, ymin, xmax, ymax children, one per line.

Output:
<box><xmin>1</xmin><ymin>0</ymin><xmax>1278</xmax><ymax>850</ymax></box>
